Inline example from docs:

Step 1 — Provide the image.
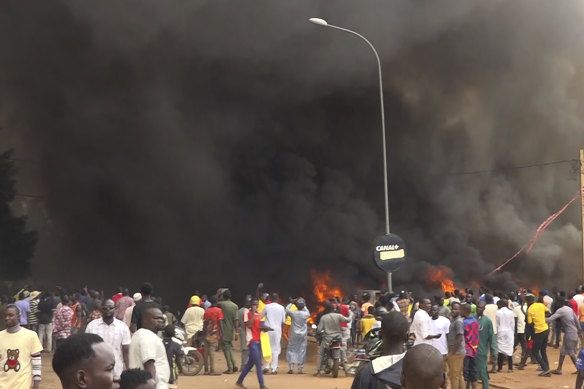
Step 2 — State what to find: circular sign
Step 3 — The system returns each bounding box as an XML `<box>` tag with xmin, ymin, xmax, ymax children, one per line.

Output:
<box><xmin>372</xmin><ymin>234</ymin><xmax>406</xmax><ymax>273</ymax></box>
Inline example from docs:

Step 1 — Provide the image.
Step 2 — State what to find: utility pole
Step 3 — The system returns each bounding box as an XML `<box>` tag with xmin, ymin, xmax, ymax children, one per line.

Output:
<box><xmin>580</xmin><ymin>149</ymin><xmax>584</xmax><ymax>284</ymax></box>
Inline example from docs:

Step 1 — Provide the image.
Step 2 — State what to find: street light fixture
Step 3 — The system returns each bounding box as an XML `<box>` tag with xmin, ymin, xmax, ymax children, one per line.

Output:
<box><xmin>309</xmin><ymin>18</ymin><xmax>397</xmax><ymax>292</ymax></box>
<box><xmin>309</xmin><ymin>17</ymin><xmax>389</xmax><ymax>236</ymax></box>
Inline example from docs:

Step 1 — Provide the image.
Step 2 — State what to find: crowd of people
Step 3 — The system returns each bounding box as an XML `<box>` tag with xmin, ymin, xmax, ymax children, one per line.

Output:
<box><xmin>4</xmin><ymin>281</ymin><xmax>584</xmax><ymax>389</ymax></box>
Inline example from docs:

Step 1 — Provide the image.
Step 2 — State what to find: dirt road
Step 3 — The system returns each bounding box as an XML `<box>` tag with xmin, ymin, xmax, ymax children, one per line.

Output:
<box><xmin>40</xmin><ymin>340</ymin><xmax>579</xmax><ymax>389</ymax></box>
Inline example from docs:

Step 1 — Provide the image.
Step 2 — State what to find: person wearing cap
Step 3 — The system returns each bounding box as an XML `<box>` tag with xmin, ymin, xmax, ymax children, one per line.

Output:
<box><xmin>218</xmin><ymin>289</ymin><xmax>239</xmax><ymax>374</ymax></box>
<box><xmin>181</xmin><ymin>295</ymin><xmax>204</xmax><ymax>345</ymax></box>
<box><xmin>115</xmin><ymin>289</ymin><xmax>135</xmax><ymax>321</ymax></box>
<box><xmin>285</xmin><ymin>298</ymin><xmax>310</xmax><ymax>374</ymax></box>
<box><xmin>124</xmin><ymin>293</ymin><xmax>142</xmax><ymax>330</ymax></box>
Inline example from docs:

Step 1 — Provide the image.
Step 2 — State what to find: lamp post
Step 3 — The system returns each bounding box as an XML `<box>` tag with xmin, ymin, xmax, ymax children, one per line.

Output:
<box><xmin>309</xmin><ymin>18</ymin><xmax>394</xmax><ymax>292</ymax></box>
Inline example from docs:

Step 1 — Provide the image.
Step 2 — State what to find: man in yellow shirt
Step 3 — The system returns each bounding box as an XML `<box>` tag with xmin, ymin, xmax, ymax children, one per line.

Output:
<box><xmin>526</xmin><ymin>294</ymin><xmax>550</xmax><ymax>377</ymax></box>
<box><xmin>360</xmin><ymin>306</ymin><xmax>376</xmax><ymax>339</ymax></box>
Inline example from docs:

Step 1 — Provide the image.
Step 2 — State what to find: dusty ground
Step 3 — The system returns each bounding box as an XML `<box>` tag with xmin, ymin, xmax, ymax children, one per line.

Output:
<box><xmin>40</xmin><ymin>340</ymin><xmax>579</xmax><ymax>389</ymax></box>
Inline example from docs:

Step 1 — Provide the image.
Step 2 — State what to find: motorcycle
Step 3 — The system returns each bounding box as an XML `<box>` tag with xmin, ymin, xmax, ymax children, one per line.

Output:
<box><xmin>318</xmin><ymin>331</ymin><xmax>343</xmax><ymax>378</ymax></box>
<box><xmin>174</xmin><ymin>327</ymin><xmax>204</xmax><ymax>376</ymax></box>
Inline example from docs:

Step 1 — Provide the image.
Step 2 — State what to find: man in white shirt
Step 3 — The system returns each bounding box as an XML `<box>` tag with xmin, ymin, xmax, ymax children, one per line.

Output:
<box><xmin>429</xmin><ymin>304</ymin><xmax>450</xmax><ymax>359</ymax></box>
<box><xmin>262</xmin><ymin>293</ymin><xmax>286</xmax><ymax>374</ymax></box>
<box><xmin>129</xmin><ymin>307</ymin><xmax>169</xmax><ymax>389</ymax></box>
<box><xmin>181</xmin><ymin>296</ymin><xmax>205</xmax><ymax>344</ymax></box>
<box><xmin>85</xmin><ymin>299</ymin><xmax>131</xmax><ymax>378</ymax></box>
<box><xmin>513</xmin><ymin>300</ymin><xmax>527</xmax><ymax>368</ymax></box>
<box><xmin>483</xmin><ymin>294</ymin><xmax>499</xmax><ymax>373</ymax></box>
<box><xmin>410</xmin><ymin>298</ymin><xmax>441</xmax><ymax>346</ymax></box>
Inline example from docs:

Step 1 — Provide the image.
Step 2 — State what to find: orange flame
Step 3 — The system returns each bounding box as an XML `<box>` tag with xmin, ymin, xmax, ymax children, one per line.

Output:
<box><xmin>426</xmin><ymin>265</ymin><xmax>458</xmax><ymax>294</ymax></box>
<box><xmin>519</xmin><ymin>285</ymin><xmax>540</xmax><ymax>297</ymax></box>
<box><xmin>308</xmin><ymin>269</ymin><xmax>344</xmax><ymax>323</ymax></box>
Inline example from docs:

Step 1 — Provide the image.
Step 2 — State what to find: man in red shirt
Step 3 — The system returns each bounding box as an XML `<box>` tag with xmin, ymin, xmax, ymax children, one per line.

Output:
<box><xmin>203</xmin><ymin>295</ymin><xmax>224</xmax><ymax>375</ymax></box>
<box><xmin>236</xmin><ymin>299</ymin><xmax>270</xmax><ymax>389</ymax></box>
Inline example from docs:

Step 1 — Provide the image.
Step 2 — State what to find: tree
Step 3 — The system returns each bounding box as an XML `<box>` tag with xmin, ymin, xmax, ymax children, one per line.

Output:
<box><xmin>0</xmin><ymin>149</ymin><xmax>37</xmax><ymax>280</ymax></box>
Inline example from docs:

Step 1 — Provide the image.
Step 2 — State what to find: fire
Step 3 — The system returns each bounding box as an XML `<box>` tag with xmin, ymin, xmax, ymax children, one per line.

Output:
<box><xmin>307</xmin><ymin>269</ymin><xmax>344</xmax><ymax>324</ymax></box>
<box><xmin>520</xmin><ymin>286</ymin><xmax>540</xmax><ymax>297</ymax></box>
<box><xmin>426</xmin><ymin>265</ymin><xmax>458</xmax><ymax>294</ymax></box>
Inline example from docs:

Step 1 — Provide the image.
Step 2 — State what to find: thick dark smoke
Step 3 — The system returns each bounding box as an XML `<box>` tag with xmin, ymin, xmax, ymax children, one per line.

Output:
<box><xmin>1</xmin><ymin>1</ymin><xmax>584</xmax><ymax>307</ymax></box>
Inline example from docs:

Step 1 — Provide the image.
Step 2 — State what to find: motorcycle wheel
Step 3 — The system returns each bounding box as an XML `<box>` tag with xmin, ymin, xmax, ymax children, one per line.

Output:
<box><xmin>179</xmin><ymin>350</ymin><xmax>204</xmax><ymax>376</ymax></box>
<box><xmin>332</xmin><ymin>359</ymin><xmax>339</xmax><ymax>378</ymax></box>
<box><xmin>324</xmin><ymin>356</ymin><xmax>333</xmax><ymax>374</ymax></box>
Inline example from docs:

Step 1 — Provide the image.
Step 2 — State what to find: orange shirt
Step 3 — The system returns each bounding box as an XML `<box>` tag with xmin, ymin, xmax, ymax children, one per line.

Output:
<box><xmin>361</xmin><ymin>302</ymin><xmax>373</xmax><ymax>315</ymax></box>
<box><xmin>579</xmin><ymin>303</ymin><xmax>584</xmax><ymax>322</ymax></box>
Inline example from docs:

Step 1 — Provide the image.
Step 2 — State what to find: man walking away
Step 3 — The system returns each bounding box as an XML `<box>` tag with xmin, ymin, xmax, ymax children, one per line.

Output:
<box><xmin>202</xmin><ymin>295</ymin><xmax>223</xmax><ymax>375</ymax></box>
<box><xmin>545</xmin><ymin>296</ymin><xmax>582</xmax><ymax>374</ymax></box>
<box><xmin>526</xmin><ymin>294</ymin><xmax>550</xmax><ymax>377</ymax></box>
<box><xmin>262</xmin><ymin>293</ymin><xmax>286</xmax><ymax>374</ymax></box>
<box><xmin>115</xmin><ymin>289</ymin><xmax>135</xmax><ymax>321</ymax></box>
<box><xmin>495</xmin><ymin>299</ymin><xmax>515</xmax><ymax>372</ymax></box>
<box><xmin>38</xmin><ymin>291</ymin><xmax>56</xmax><ymax>353</ymax></box>
<box><xmin>237</xmin><ymin>295</ymin><xmax>253</xmax><ymax>370</ymax></box>
<box><xmin>285</xmin><ymin>298</ymin><xmax>310</xmax><ymax>374</ymax></box>
<box><xmin>131</xmin><ymin>283</ymin><xmax>161</xmax><ymax>332</ymax></box>
<box><xmin>53</xmin><ymin>295</ymin><xmax>74</xmax><ymax>349</ymax></box>
<box><xmin>218</xmin><ymin>289</ymin><xmax>239</xmax><ymax>374</ymax></box>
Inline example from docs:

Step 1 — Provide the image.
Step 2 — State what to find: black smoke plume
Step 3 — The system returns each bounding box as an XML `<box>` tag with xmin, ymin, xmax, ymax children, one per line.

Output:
<box><xmin>1</xmin><ymin>1</ymin><xmax>583</xmax><ymax>307</ymax></box>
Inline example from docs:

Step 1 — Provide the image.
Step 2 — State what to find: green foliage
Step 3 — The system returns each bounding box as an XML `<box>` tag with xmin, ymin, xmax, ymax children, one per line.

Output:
<box><xmin>0</xmin><ymin>149</ymin><xmax>37</xmax><ymax>280</ymax></box>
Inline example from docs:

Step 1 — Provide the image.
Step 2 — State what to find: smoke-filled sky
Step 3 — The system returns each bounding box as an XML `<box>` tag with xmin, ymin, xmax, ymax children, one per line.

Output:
<box><xmin>1</xmin><ymin>1</ymin><xmax>584</xmax><ymax>305</ymax></box>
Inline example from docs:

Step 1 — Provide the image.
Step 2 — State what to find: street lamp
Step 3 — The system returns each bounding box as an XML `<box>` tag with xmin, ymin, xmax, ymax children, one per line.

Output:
<box><xmin>309</xmin><ymin>18</ymin><xmax>396</xmax><ymax>292</ymax></box>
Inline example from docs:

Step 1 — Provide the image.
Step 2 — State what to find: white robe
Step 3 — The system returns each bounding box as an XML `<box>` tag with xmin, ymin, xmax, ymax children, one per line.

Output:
<box><xmin>285</xmin><ymin>305</ymin><xmax>310</xmax><ymax>365</ymax></box>
<box><xmin>496</xmin><ymin>307</ymin><xmax>515</xmax><ymax>356</ymax></box>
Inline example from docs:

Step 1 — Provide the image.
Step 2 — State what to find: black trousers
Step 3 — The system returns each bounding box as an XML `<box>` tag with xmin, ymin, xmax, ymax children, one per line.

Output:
<box><xmin>532</xmin><ymin>330</ymin><xmax>549</xmax><ymax>372</ymax></box>
<box><xmin>514</xmin><ymin>332</ymin><xmax>527</xmax><ymax>360</ymax></box>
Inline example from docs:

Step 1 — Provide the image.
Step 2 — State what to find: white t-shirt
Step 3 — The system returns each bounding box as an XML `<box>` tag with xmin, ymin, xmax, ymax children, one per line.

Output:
<box><xmin>181</xmin><ymin>306</ymin><xmax>205</xmax><ymax>340</ymax></box>
<box><xmin>484</xmin><ymin>304</ymin><xmax>498</xmax><ymax>334</ymax></box>
<box><xmin>429</xmin><ymin>316</ymin><xmax>450</xmax><ymax>355</ymax></box>
<box><xmin>573</xmin><ymin>294</ymin><xmax>584</xmax><ymax>309</ymax></box>
<box><xmin>129</xmin><ymin>328</ymin><xmax>170</xmax><ymax>389</ymax></box>
<box><xmin>410</xmin><ymin>309</ymin><xmax>432</xmax><ymax>346</ymax></box>
<box><xmin>513</xmin><ymin>305</ymin><xmax>526</xmax><ymax>333</ymax></box>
